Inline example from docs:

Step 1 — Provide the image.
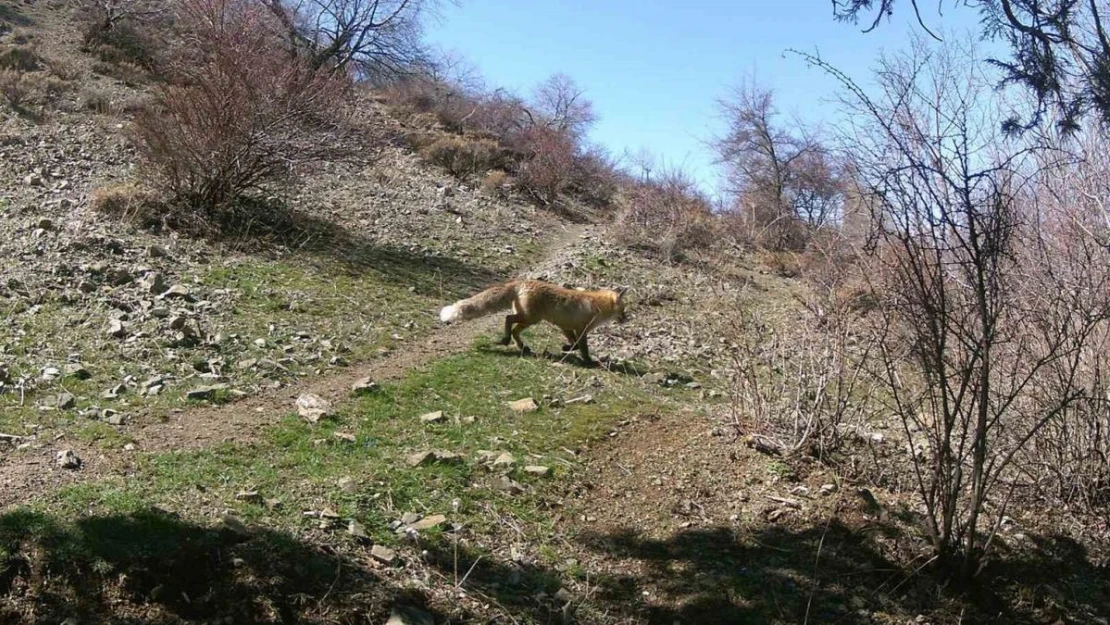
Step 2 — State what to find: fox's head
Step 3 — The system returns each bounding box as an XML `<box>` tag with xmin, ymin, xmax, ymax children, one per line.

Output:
<box><xmin>612</xmin><ymin>287</ymin><xmax>629</xmax><ymax>324</ymax></box>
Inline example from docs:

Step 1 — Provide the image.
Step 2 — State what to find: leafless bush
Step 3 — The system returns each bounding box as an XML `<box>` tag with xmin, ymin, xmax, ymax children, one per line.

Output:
<box><xmin>566</xmin><ymin>144</ymin><xmax>620</xmax><ymax>209</ymax></box>
<box><xmin>258</xmin><ymin>0</ymin><xmax>439</xmax><ymax>81</ymax></box>
<box><xmin>0</xmin><ymin>69</ymin><xmax>67</xmax><ymax>110</ymax></box>
<box><xmin>133</xmin><ymin>0</ymin><xmax>352</xmax><ymax>217</ymax></box>
<box><xmin>91</xmin><ymin>184</ymin><xmax>165</xmax><ymax>224</ymax></box>
<box><xmin>75</xmin><ymin>0</ymin><xmax>167</xmax><ymax>71</ymax></box>
<box><xmin>513</xmin><ymin>126</ymin><xmax>576</xmax><ymax>206</ymax></box>
<box><xmin>728</xmin><ymin>298</ymin><xmax>876</xmax><ymax>461</ymax></box>
<box><xmin>801</xmin><ymin>38</ymin><xmax>1110</xmax><ymax>579</ymax></box>
<box><xmin>615</xmin><ymin>166</ymin><xmax>715</xmax><ymax>261</ymax></box>
<box><xmin>0</xmin><ymin>45</ymin><xmax>43</xmax><ymax>72</ymax></box>
<box><xmin>384</xmin><ymin>68</ymin><xmax>618</xmax><ymax>209</ymax></box>
<box><xmin>1015</xmin><ymin>128</ymin><xmax>1110</xmax><ymax>510</ymax></box>
<box><xmin>0</xmin><ymin>69</ymin><xmax>32</xmax><ymax>108</ymax></box>
<box><xmin>528</xmin><ymin>72</ymin><xmax>596</xmax><ymax>140</ymax></box>
<box><xmin>419</xmin><ymin>135</ymin><xmax>504</xmax><ymax>179</ymax></box>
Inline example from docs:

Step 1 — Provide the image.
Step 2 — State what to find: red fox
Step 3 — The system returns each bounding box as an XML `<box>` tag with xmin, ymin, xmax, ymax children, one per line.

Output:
<box><xmin>439</xmin><ymin>279</ymin><xmax>628</xmax><ymax>364</ymax></box>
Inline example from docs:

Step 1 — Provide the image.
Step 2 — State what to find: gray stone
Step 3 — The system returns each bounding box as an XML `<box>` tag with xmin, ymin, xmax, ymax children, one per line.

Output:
<box><xmin>350</xmin><ymin>377</ymin><xmax>378</xmax><ymax>396</ymax></box>
<box><xmin>64</xmin><ymin>363</ymin><xmax>91</xmax><ymax>380</ymax></box>
<box><xmin>186</xmin><ymin>384</ymin><xmax>228</xmax><ymax>401</ymax></box>
<box><xmin>523</xmin><ymin>465</ymin><xmax>552</xmax><ymax>478</ymax></box>
<box><xmin>371</xmin><ymin>544</ymin><xmax>396</xmax><ymax>565</ymax></box>
<box><xmin>408</xmin><ymin>514</ymin><xmax>446</xmax><ymax>531</ymax></box>
<box><xmin>56</xmin><ymin>449</ymin><xmax>81</xmax><ymax>470</ymax></box>
<box><xmin>296</xmin><ymin>393</ymin><xmax>332</xmax><ymax>423</ymax></box>
<box><xmin>348</xmin><ymin>519</ymin><xmax>369</xmax><ymax>540</ymax></box>
<box><xmin>55</xmin><ymin>392</ymin><xmax>76</xmax><ymax>410</ymax></box>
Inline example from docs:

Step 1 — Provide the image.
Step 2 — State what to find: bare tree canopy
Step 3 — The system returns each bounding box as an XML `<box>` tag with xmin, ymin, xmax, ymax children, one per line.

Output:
<box><xmin>258</xmin><ymin>0</ymin><xmax>440</xmax><ymax>80</ymax></box>
<box><xmin>832</xmin><ymin>0</ymin><xmax>1110</xmax><ymax>132</ymax></box>
<box><xmin>713</xmin><ymin>80</ymin><xmax>841</xmax><ymax>249</ymax></box>
<box><xmin>528</xmin><ymin>73</ymin><xmax>598</xmax><ymax>139</ymax></box>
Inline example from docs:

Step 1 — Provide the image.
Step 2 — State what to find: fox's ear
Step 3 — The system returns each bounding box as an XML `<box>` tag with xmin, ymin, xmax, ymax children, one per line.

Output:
<box><xmin>616</xmin><ymin>286</ymin><xmax>630</xmax><ymax>300</ymax></box>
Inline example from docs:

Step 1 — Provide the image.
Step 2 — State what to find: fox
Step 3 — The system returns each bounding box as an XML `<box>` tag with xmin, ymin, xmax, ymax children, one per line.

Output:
<box><xmin>439</xmin><ymin>279</ymin><xmax>628</xmax><ymax>365</ymax></box>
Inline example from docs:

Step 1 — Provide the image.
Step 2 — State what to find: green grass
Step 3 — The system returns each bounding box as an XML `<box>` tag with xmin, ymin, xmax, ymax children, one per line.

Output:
<box><xmin>0</xmin><ymin>342</ymin><xmax>689</xmax><ymax>622</ymax></box>
<box><xmin>34</xmin><ymin>342</ymin><xmax>686</xmax><ymax>549</ymax></box>
<box><xmin>0</xmin><ymin>256</ymin><xmax>442</xmax><ymax>437</ymax></box>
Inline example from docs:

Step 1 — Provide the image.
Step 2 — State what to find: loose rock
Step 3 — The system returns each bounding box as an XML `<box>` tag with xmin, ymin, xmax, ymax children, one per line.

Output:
<box><xmin>56</xmin><ymin>450</ymin><xmax>81</xmax><ymax>470</ymax></box>
<box><xmin>371</xmin><ymin>544</ymin><xmax>397</xmax><ymax>565</ymax></box>
<box><xmin>350</xmin><ymin>377</ymin><xmax>378</xmax><ymax>396</ymax></box>
<box><xmin>508</xmin><ymin>397</ymin><xmax>538</xmax><ymax>413</ymax></box>
<box><xmin>296</xmin><ymin>393</ymin><xmax>332</xmax><ymax>423</ymax></box>
<box><xmin>419</xmin><ymin>410</ymin><xmax>445</xmax><ymax>424</ymax></box>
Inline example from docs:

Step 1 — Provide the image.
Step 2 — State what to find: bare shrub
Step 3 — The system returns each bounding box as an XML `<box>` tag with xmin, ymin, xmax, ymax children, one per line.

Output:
<box><xmin>419</xmin><ymin>135</ymin><xmax>503</xmax><ymax>179</ymax></box>
<box><xmin>383</xmin><ymin>68</ymin><xmax>618</xmax><ymax>209</ymax></box>
<box><xmin>45</xmin><ymin>58</ymin><xmax>83</xmax><ymax>81</ymax></box>
<box><xmin>567</xmin><ymin>144</ymin><xmax>620</xmax><ymax>209</ymax></box>
<box><xmin>133</xmin><ymin>0</ymin><xmax>352</xmax><ymax>217</ymax></box>
<box><xmin>259</xmin><ymin>0</ymin><xmax>438</xmax><ymax>80</ymax></box>
<box><xmin>513</xmin><ymin>126</ymin><xmax>576</xmax><ymax>205</ymax></box>
<box><xmin>728</xmin><ymin>293</ymin><xmax>876</xmax><ymax>461</ymax></box>
<box><xmin>83</xmin><ymin>21</ymin><xmax>159</xmax><ymax>69</ymax></box>
<box><xmin>802</xmin><ymin>39</ymin><xmax>1110</xmax><ymax>578</ymax></box>
<box><xmin>0</xmin><ymin>70</ymin><xmax>65</xmax><ymax>109</ymax></box>
<box><xmin>615</xmin><ymin>166</ymin><xmax>715</xmax><ymax>261</ymax></box>
<box><xmin>0</xmin><ymin>70</ymin><xmax>32</xmax><ymax>108</ymax></box>
<box><xmin>91</xmin><ymin>184</ymin><xmax>164</xmax><ymax>223</ymax></box>
<box><xmin>76</xmin><ymin>0</ymin><xmax>167</xmax><ymax>71</ymax></box>
<box><xmin>529</xmin><ymin>72</ymin><xmax>596</xmax><ymax>139</ymax></box>
<box><xmin>1015</xmin><ymin>129</ymin><xmax>1110</xmax><ymax>510</ymax></box>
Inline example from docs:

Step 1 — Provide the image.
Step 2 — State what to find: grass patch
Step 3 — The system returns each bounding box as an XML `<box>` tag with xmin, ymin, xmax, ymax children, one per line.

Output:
<box><xmin>36</xmin><ymin>345</ymin><xmax>683</xmax><ymax>543</ymax></box>
<box><xmin>0</xmin><ymin>255</ymin><xmax>442</xmax><ymax>438</ymax></box>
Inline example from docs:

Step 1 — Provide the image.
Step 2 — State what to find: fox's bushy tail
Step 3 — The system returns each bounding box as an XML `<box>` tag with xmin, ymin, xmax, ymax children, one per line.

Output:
<box><xmin>439</xmin><ymin>280</ymin><xmax>518</xmax><ymax>323</ymax></box>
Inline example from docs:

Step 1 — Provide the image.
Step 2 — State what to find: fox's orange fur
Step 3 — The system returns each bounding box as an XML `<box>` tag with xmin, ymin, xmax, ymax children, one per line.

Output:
<box><xmin>439</xmin><ymin>279</ymin><xmax>628</xmax><ymax>363</ymax></box>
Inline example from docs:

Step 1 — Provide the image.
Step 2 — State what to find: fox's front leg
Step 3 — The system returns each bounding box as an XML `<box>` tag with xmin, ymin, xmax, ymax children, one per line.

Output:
<box><xmin>577</xmin><ymin>333</ymin><xmax>595</xmax><ymax>366</ymax></box>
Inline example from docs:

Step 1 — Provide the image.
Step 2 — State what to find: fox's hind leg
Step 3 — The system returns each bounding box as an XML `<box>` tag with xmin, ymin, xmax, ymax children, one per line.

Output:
<box><xmin>510</xmin><ymin>319</ymin><xmax>535</xmax><ymax>356</ymax></box>
<box><xmin>561</xmin><ymin>328</ymin><xmax>579</xmax><ymax>353</ymax></box>
<box><xmin>500</xmin><ymin>314</ymin><xmax>523</xmax><ymax>346</ymax></box>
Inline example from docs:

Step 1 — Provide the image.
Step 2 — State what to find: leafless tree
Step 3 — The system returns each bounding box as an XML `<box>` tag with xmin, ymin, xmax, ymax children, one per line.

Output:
<box><xmin>714</xmin><ymin>79</ymin><xmax>841</xmax><ymax>249</ymax></box>
<box><xmin>800</xmin><ymin>37</ymin><xmax>1110</xmax><ymax>579</ymax></box>
<box><xmin>528</xmin><ymin>73</ymin><xmax>597</xmax><ymax>139</ymax></box>
<box><xmin>77</xmin><ymin>0</ymin><xmax>167</xmax><ymax>31</ymax></box>
<box><xmin>258</xmin><ymin>0</ymin><xmax>441</xmax><ymax>80</ymax></box>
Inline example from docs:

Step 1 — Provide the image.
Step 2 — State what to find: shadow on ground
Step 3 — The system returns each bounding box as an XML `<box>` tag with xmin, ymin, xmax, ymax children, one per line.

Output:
<box><xmin>188</xmin><ymin>195</ymin><xmax>506</xmax><ymax>304</ymax></box>
<box><xmin>214</xmin><ymin>200</ymin><xmax>506</xmax><ymax>301</ymax></box>
<box><xmin>423</xmin><ymin>519</ymin><xmax>1110</xmax><ymax>625</ymax></box>
<box><xmin>0</xmin><ymin>508</ymin><xmax>442</xmax><ymax>625</ymax></box>
<box><xmin>476</xmin><ymin>344</ymin><xmax>648</xmax><ymax>376</ymax></box>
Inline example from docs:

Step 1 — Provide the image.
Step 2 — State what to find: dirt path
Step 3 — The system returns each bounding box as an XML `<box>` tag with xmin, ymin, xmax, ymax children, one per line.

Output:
<box><xmin>0</xmin><ymin>223</ymin><xmax>591</xmax><ymax>509</ymax></box>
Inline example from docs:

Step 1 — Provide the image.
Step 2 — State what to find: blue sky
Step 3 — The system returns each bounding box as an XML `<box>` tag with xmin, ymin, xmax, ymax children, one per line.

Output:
<box><xmin>425</xmin><ymin>1</ymin><xmax>986</xmax><ymax>195</ymax></box>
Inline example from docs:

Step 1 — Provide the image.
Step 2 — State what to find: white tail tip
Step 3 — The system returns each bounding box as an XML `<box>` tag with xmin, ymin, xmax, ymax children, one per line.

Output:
<box><xmin>439</xmin><ymin>304</ymin><xmax>460</xmax><ymax>323</ymax></box>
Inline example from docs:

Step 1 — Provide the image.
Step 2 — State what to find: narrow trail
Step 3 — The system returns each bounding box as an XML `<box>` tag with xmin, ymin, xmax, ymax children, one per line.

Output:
<box><xmin>0</xmin><ymin>223</ymin><xmax>591</xmax><ymax>509</ymax></box>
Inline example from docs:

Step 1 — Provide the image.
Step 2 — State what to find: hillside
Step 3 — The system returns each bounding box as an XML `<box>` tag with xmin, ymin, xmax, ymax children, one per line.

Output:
<box><xmin>2</xmin><ymin>2</ymin><xmax>1109</xmax><ymax>625</ymax></box>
